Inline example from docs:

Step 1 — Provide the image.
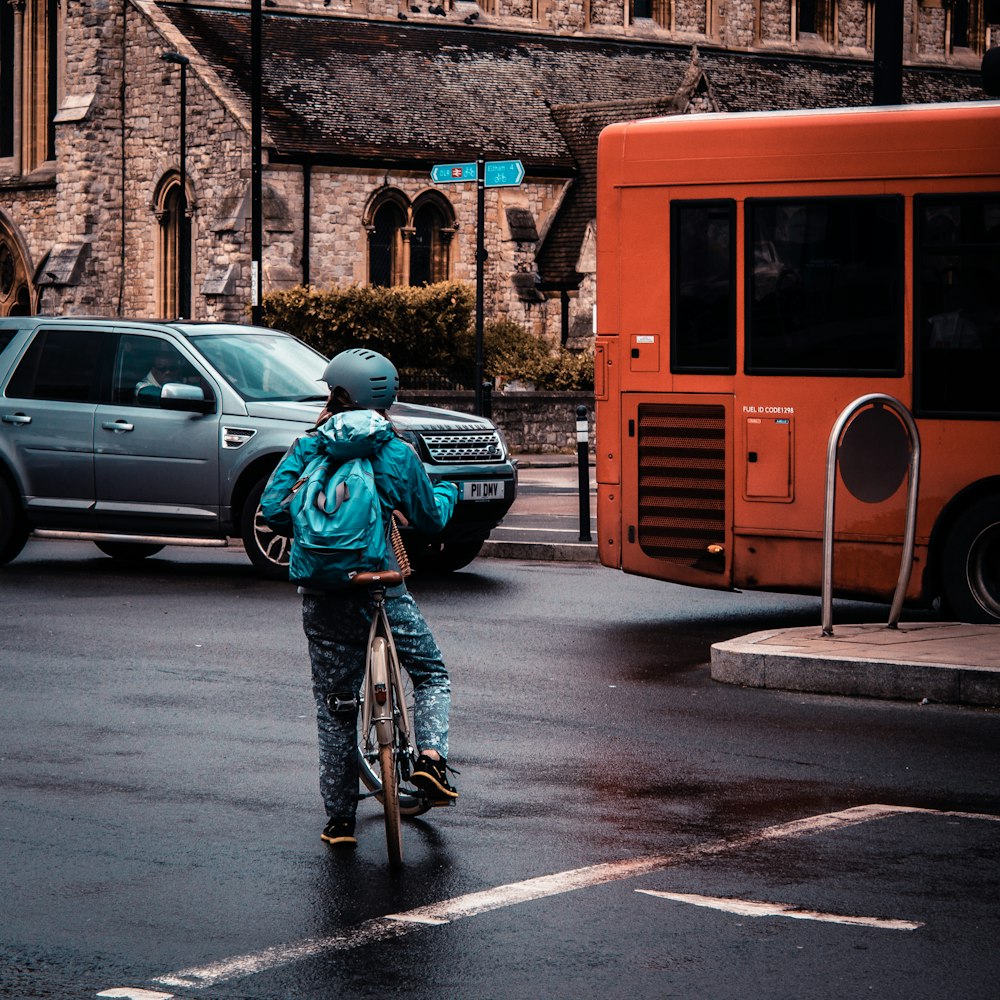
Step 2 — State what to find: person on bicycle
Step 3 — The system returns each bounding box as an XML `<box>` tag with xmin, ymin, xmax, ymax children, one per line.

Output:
<box><xmin>261</xmin><ymin>348</ymin><xmax>459</xmax><ymax>848</ymax></box>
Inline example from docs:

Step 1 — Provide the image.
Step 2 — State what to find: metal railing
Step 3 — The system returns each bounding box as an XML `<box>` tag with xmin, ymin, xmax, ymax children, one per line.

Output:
<box><xmin>821</xmin><ymin>394</ymin><xmax>921</xmax><ymax>636</ymax></box>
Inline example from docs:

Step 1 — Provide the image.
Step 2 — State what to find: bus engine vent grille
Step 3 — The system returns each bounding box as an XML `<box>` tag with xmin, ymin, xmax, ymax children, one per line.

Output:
<box><xmin>636</xmin><ymin>403</ymin><xmax>726</xmax><ymax>572</ymax></box>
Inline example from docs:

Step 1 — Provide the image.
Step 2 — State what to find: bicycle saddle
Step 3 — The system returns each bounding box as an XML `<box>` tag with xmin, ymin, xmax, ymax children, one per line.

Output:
<box><xmin>351</xmin><ymin>570</ymin><xmax>404</xmax><ymax>588</ymax></box>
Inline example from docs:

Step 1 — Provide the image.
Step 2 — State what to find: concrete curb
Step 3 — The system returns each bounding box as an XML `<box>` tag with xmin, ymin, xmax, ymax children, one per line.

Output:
<box><xmin>480</xmin><ymin>540</ymin><xmax>599</xmax><ymax>562</ymax></box>
<box><xmin>711</xmin><ymin>623</ymin><xmax>1000</xmax><ymax>706</ymax></box>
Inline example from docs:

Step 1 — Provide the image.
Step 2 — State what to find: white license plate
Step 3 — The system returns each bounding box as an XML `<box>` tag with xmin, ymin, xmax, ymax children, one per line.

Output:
<box><xmin>462</xmin><ymin>480</ymin><xmax>503</xmax><ymax>501</ymax></box>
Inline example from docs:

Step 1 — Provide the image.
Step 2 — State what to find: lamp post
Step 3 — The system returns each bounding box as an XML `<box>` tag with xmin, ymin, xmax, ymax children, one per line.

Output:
<box><xmin>161</xmin><ymin>50</ymin><xmax>191</xmax><ymax>318</ymax></box>
<box><xmin>251</xmin><ymin>0</ymin><xmax>263</xmax><ymax>326</ymax></box>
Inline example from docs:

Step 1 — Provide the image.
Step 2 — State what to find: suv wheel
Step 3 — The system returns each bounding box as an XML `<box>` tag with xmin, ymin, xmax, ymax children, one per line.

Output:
<box><xmin>409</xmin><ymin>538</ymin><xmax>484</xmax><ymax>574</ymax></box>
<box><xmin>242</xmin><ymin>474</ymin><xmax>291</xmax><ymax>580</ymax></box>
<box><xmin>0</xmin><ymin>478</ymin><xmax>29</xmax><ymax>565</ymax></box>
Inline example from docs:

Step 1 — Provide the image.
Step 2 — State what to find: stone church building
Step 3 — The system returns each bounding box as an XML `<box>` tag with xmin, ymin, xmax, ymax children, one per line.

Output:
<box><xmin>0</xmin><ymin>0</ymin><xmax>994</xmax><ymax>346</ymax></box>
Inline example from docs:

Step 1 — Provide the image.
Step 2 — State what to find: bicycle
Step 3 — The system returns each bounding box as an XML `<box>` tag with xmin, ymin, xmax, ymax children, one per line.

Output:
<box><xmin>350</xmin><ymin>569</ymin><xmax>433</xmax><ymax>866</ymax></box>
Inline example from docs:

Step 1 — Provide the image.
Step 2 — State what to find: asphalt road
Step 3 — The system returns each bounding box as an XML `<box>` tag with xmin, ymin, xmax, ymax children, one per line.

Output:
<box><xmin>2</xmin><ymin>541</ymin><xmax>999</xmax><ymax>999</ymax></box>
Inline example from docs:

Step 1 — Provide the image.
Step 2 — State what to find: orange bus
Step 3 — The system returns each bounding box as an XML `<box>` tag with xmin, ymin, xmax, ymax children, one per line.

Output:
<box><xmin>594</xmin><ymin>102</ymin><xmax>1000</xmax><ymax>623</ymax></box>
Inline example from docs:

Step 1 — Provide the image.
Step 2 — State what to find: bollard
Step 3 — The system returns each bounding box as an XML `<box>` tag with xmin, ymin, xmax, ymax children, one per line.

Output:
<box><xmin>576</xmin><ymin>404</ymin><xmax>592</xmax><ymax>542</ymax></box>
<box><xmin>481</xmin><ymin>380</ymin><xmax>493</xmax><ymax>421</ymax></box>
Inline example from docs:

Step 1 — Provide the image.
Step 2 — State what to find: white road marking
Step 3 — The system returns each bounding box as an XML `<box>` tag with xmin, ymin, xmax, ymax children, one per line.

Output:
<box><xmin>125</xmin><ymin>804</ymin><xmax>997</xmax><ymax>992</ymax></box>
<box><xmin>385</xmin><ymin>913</ymin><xmax>449</xmax><ymax>925</ymax></box>
<box><xmin>97</xmin><ymin>989</ymin><xmax>175</xmax><ymax>999</ymax></box>
<box><xmin>635</xmin><ymin>890</ymin><xmax>924</xmax><ymax>930</ymax></box>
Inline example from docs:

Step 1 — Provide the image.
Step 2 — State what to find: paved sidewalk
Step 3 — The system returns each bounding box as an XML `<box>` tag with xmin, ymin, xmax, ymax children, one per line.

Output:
<box><xmin>485</xmin><ymin>454</ymin><xmax>999</xmax><ymax>707</ymax></box>
<box><xmin>480</xmin><ymin>452</ymin><xmax>598</xmax><ymax>562</ymax></box>
<box><xmin>711</xmin><ymin>621</ymin><xmax>1000</xmax><ymax>707</ymax></box>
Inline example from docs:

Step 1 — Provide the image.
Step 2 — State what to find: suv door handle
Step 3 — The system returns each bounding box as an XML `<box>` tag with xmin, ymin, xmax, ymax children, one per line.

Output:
<box><xmin>2</xmin><ymin>413</ymin><xmax>31</xmax><ymax>425</ymax></box>
<box><xmin>102</xmin><ymin>420</ymin><xmax>134</xmax><ymax>433</ymax></box>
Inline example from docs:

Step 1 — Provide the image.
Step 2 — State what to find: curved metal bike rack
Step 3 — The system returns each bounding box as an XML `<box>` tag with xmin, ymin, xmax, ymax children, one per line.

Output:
<box><xmin>822</xmin><ymin>394</ymin><xmax>921</xmax><ymax>636</ymax></box>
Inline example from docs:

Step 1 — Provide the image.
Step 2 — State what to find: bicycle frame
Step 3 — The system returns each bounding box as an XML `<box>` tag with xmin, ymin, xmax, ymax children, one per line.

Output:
<box><xmin>359</xmin><ymin>585</ymin><xmax>414</xmax><ymax>759</ymax></box>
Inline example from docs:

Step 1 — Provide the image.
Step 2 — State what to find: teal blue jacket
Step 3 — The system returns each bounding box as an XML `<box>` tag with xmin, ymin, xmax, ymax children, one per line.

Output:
<box><xmin>260</xmin><ymin>410</ymin><xmax>457</xmax><ymax>577</ymax></box>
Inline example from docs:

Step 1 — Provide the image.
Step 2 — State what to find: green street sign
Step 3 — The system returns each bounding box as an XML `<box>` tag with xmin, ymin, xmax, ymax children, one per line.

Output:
<box><xmin>484</xmin><ymin>159</ymin><xmax>525</xmax><ymax>188</ymax></box>
<box><xmin>431</xmin><ymin>162</ymin><xmax>478</xmax><ymax>183</ymax></box>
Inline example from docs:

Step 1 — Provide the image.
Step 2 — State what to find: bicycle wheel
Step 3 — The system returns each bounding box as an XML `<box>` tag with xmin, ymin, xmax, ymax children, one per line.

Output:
<box><xmin>379</xmin><ymin>742</ymin><xmax>403</xmax><ymax>867</ymax></box>
<box><xmin>357</xmin><ymin>656</ymin><xmax>432</xmax><ymax>817</ymax></box>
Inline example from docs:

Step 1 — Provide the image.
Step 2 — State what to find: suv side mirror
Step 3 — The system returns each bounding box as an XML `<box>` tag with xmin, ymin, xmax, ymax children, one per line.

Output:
<box><xmin>159</xmin><ymin>382</ymin><xmax>215</xmax><ymax>414</ymax></box>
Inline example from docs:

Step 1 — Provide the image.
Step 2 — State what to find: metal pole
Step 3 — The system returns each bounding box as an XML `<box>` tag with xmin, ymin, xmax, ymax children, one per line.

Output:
<box><xmin>873</xmin><ymin>0</ymin><xmax>903</xmax><ymax>106</ymax></box>
<box><xmin>474</xmin><ymin>157</ymin><xmax>485</xmax><ymax>416</ymax></box>
<box><xmin>576</xmin><ymin>404</ymin><xmax>592</xmax><ymax>542</ymax></box>
<box><xmin>887</xmin><ymin>408</ymin><xmax>921</xmax><ymax>629</ymax></box>
<box><xmin>178</xmin><ymin>59</ymin><xmax>190</xmax><ymax>319</ymax></box>
<box><xmin>822</xmin><ymin>393</ymin><xmax>920</xmax><ymax>636</ymax></box>
<box><xmin>251</xmin><ymin>0</ymin><xmax>263</xmax><ymax>326</ymax></box>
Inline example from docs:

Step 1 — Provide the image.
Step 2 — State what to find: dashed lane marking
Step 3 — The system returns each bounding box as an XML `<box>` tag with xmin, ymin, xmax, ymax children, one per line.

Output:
<box><xmin>97</xmin><ymin>804</ymin><xmax>998</xmax><ymax>994</ymax></box>
<box><xmin>97</xmin><ymin>990</ymin><xmax>175</xmax><ymax>999</ymax></box>
<box><xmin>636</xmin><ymin>890</ymin><xmax>925</xmax><ymax>930</ymax></box>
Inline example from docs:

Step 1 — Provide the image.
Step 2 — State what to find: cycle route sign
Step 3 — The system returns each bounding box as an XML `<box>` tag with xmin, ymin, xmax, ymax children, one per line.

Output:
<box><xmin>430</xmin><ymin>159</ymin><xmax>525</xmax><ymax>188</ymax></box>
<box><xmin>430</xmin><ymin>162</ymin><xmax>479</xmax><ymax>184</ymax></box>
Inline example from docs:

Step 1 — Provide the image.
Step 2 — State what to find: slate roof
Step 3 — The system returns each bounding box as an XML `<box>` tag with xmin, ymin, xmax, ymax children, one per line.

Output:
<box><xmin>160</xmin><ymin>2</ymin><xmax>702</xmax><ymax>170</ymax></box>
<box><xmin>158</xmin><ymin>3</ymin><xmax>986</xmax><ymax>286</ymax></box>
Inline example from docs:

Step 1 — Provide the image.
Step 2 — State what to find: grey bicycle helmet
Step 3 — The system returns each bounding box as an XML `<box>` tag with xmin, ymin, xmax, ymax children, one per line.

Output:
<box><xmin>321</xmin><ymin>348</ymin><xmax>399</xmax><ymax>409</ymax></box>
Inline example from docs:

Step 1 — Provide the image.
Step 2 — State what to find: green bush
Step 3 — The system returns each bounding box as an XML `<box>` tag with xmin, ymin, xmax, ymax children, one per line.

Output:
<box><xmin>261</xmin><ymin>282</ymin><xmax>474</xmax><ymax>372</ymax></box>
<box><xmin>261</xmin><ymin>285</ymin><xmax>593</xmax><ymax>390</ymax></box>
<box><xmin>480</xmin><ymin>318</ymin><xmax>593</xmax><ymax>391</ymax></box>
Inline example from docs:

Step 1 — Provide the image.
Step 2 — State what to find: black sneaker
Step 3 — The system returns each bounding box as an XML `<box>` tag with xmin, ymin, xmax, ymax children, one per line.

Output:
<box><xmin>410</xmin><ymin>753</ymin><xmax>459</xmax><ymax>805</ymax></box>
<box><xmin>321</xmin><ymin>816</ymin><xmax>357</xmax><ymax>848</ymax></box>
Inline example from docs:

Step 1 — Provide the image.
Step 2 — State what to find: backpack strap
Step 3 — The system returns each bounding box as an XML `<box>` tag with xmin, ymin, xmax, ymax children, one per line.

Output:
<box><xmin>318</xmin><ymin>479</ymin><xmax>350</xmax><ymax>514</ymax></box>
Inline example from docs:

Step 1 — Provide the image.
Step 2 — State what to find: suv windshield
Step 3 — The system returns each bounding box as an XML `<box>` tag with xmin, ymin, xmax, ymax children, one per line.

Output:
<box><xmin>190</xmin><ymin>332</ymin><xmax>328</xmax><ymax>402</ymax></box>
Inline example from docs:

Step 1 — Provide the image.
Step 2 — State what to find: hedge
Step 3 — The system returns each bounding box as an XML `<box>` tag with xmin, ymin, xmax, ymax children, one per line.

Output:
<box><xmin>261</xmin><ymin>282</ymin><xmax>474</xmax><ymax>373</ymax></box>
<box><xmin>261</xmin><ymin>283</ymin><xmax>593</xmax><ymax>390</ymax></box>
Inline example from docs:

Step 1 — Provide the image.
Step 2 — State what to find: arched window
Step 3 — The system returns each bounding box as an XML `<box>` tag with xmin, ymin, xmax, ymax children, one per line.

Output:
<box><xmin>369</xmin><ymin>199</ymin><xmax>406</xmax><ymax>288</ymax></box>
<box><xmin>367</xmin><ymin>190</ymin><xmax>455</xmax><ymax>288</ymax></box>
<box><xmin>411</xmin><ymin>199</ymin><xmax>453</xmax><ymax>286</ymax></box>
<box><xmin>0</xmin><ymin>222</ymin><xmax>32</xmax><ymax>316</ymax></box>
<box><xmin>154</xmin><ymin>174</ymin><xmax>186</xmax><ymax>318</ymax></box>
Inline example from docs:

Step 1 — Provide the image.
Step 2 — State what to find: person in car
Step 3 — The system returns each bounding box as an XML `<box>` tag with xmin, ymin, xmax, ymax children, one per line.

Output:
<box><xmin>136</xmin><ymin>351</ymin><xmax>184</xmax><ymax>393</ymax></box>
<box><xmin>260</xmin><ymin>348</ymin><xmax>459</xmax><ymax>849</ymax></box>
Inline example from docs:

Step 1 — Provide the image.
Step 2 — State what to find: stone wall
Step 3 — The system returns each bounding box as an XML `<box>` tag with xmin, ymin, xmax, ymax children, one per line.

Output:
<box><xmin>124</xmin><ymin>5</ymin><xmax>250</xmax><ymax>319</ymax></box>
<box><xmin>399</xmin><ymin>389</ymin><xmax>596</xmax><ymax>453</ymax></box>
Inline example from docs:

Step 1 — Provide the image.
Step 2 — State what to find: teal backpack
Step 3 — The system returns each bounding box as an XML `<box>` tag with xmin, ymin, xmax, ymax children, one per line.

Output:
<box><xmin>284</xmin><ymin>454</ymin><xmax>387</xmax><ymax>588</ymax></box>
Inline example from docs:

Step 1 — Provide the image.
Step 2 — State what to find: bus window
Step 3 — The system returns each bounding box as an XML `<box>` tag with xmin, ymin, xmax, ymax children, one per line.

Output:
<box><xmin>745</xmin><ymin>197</ymin><xmax>904</xmax><ymax>376</ymax></box>
<box><xmin>914</xmin><ymin>193</ymin><xmax>1000</xmax><ymax>419</ymax></box>
<box><xmin>670</xmin><ymin>200</ymin><xmax>736</xmax><ymax>374</ymax></box>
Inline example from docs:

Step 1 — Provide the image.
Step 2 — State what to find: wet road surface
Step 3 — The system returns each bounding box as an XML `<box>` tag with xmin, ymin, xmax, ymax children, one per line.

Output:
<box><xmin>2</xmin><ymin>541</ymin><xmax>999</xmax><ymax>999</ymax></box>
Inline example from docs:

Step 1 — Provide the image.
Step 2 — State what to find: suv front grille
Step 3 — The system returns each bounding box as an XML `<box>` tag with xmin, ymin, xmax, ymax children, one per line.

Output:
<box><xmin>637</xmin><ymin>403</ymin><xmax>726</xmax><ymax>571</ymax></box>
<box><xmin>419</xmin><ymin>430</ymin><xmax>504</xmax><ymax>464</ymax></box>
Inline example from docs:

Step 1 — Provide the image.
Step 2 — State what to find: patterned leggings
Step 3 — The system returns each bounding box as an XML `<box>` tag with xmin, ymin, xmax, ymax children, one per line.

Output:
<box><xmin>302</xmin><ymin>590</ymin><xmax>451</xmax><ymax>819</ymax></box>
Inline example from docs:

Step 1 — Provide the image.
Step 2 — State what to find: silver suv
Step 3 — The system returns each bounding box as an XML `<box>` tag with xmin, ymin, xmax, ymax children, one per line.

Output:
<box><xmin>0</xmin><ymin>317</ymin><xmax>516</xmax><ymax>576</ymax></box>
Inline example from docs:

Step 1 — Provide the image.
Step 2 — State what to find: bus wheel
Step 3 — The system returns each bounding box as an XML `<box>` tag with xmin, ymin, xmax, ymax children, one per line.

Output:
<box><xmin>941</xmin><ymin>495</ymin><xmax>1000</xmax><ymax>624</ymax></box>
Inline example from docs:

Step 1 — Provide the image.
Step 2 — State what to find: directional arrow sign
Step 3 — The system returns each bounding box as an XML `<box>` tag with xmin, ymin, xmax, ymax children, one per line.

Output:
<box><xmin>484</xmin><ymin>159</ymin><xmax>525</xmax><ymax>188</ymax></box>
<box><xmin>431</xmin><ymin>162</ymin><xmax>478</xmax><ymax>184</ymax></box>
